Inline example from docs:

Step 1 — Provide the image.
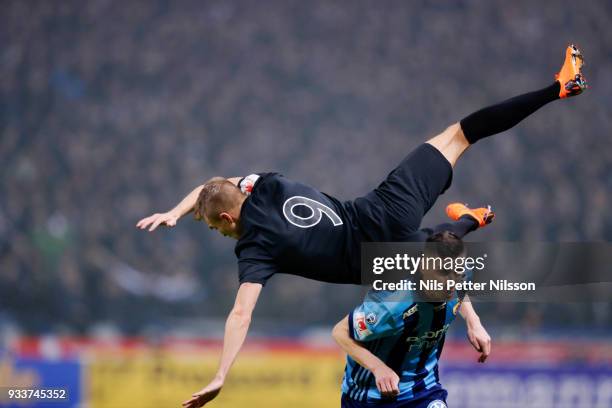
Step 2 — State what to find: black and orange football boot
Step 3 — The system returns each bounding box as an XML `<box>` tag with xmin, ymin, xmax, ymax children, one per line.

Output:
<box><xmin>555</xmin><ymin>44</ymin><xmax>587</xmax><ymax>98</ymax></box>
<box><xmin>446</xmin><ymin>203</ymin><xmax>495</xmax><ymax>228</ymax></box>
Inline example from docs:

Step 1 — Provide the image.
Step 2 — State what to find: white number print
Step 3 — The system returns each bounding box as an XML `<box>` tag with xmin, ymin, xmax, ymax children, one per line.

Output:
<box><xmin>282</xmin><ymin>196</ymin><xmax>343</xmax><ymax>228</ymax></box>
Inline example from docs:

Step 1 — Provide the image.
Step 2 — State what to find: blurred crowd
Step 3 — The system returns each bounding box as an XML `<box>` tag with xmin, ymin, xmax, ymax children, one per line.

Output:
<box><xmin>1</xmin><ymin>0</ymin><xmax>611</xmax><ymax>335</ymax></box>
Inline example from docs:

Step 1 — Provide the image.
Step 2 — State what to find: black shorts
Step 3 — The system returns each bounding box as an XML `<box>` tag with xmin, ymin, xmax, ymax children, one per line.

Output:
<box><xmin>352</xmin><ymin>143</ymin><xmax>453</xmax><ymax>241</ymax></box>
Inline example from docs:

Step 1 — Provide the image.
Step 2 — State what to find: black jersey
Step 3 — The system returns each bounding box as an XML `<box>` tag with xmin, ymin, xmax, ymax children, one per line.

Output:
<box><xmin>233</xmin><ymin>171</ymin><xmax>475</xmax><ymax>286</ymax></box>
<box><xmin>234</xmin><ymin>173</ymin><xmax>362</xmax><ymax>285</ymax></box>
<box><xmin>234</xmin><ymin>145</ymin><xmax>463</xmax><ymax>286</ymax></box>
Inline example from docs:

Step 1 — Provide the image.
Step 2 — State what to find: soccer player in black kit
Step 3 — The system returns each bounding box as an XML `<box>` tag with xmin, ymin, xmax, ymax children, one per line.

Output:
<box><xmin>136</xmin><ymin>45</ymin><xmax>586</xmax><ymax>407</ymax></box>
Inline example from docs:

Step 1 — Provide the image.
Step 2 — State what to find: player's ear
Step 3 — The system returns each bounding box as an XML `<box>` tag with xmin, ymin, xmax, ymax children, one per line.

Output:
<box><xmin>219</xmin><ymin>212</ymin><xmax>234</xmax><ymax>224</ymax></box>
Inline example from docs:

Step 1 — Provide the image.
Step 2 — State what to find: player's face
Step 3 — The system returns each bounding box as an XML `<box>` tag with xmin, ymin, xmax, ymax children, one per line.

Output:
<box><xmin>204</xmin><ymin>214</ymin><xmax>241</xmax><ymax>239</ymax></box>
<box><xmin>421</xmin><ymin>270</ymin><xmax>459</xmax><ymax>302</ymax></box>
<box><xmin>419</xmin><ymin>251</ymin><xmax>464</xmax><ymax>301</ymax></box>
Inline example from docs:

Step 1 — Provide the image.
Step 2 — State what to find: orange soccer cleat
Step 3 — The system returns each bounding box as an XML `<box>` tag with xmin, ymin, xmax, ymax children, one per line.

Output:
<box><xmin>446</xmin><ymin>203</ymin><xmax>495</xmax><ymax>228</ymax></box>
<box><xmin>555</xmin><ymin>44</ymin><xmax>587</xmax><ymax>98</ymax></box>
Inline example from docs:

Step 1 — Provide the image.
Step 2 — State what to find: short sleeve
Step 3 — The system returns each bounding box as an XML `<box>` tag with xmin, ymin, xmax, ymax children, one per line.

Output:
<box><xmin>239</xmin><ymin>174</ymin><xmax>261</xmax><ymax>196</ymax></box>
<box><xmin>237</xmin><ymin>243</ymin><xmax>278</xmax><ymax>285</ymax></box>
<box><xmin>348</xmin><ymin>291</ymin><xmax>409</xmax><ymax>342</ymax></box>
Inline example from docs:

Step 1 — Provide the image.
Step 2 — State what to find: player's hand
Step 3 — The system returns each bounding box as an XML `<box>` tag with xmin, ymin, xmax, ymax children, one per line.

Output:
<box><xmin>136</xmin><ymin>211</ymin><xmax>180</xmax><ymax>232</ymax></box>
<box><xmin>467</xmin><ymin>321</ymin><xmax>491</xmax><ymax>363</ymax></box>
<box><xmin>182</xmin><ymin>377</ymin><xmax>224</xmax><ymax>408</ymax></box>
<box><xmin>372</xmin><ymin>364</ymin><xmax>400</xmax><ymax>398</ymax></box>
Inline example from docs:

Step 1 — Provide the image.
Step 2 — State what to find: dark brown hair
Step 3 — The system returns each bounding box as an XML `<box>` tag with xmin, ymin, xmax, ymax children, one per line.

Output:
<box><xmin>425</xmin><ymin>231</ymin><xmax>465</xmax><ymax>258</ymax></box>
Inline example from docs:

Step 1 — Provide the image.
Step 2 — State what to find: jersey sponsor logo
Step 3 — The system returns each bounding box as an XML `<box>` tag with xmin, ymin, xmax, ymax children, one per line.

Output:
<box><xmin>427</xmin><ymin>400</ymin><xmax>447</xmax><ymax>408</ymax></box>
<box><xmin>353</xmin><ymin>312</ymin><xmax>372</xmax><ymax>338</ymax></box>
<box><xmin>405</xmin><ymin>324</ymin><xmax>450</xmax><ymax>343</ymax></box>
<box><xmin>402</xmin><ymin>304</ymin><xmax>418</xmax><ymax>319</ymax></box>
<box><xmin>366</xmin><ymin>312</ymin><xmax>377</xmax><ymax>325</ymax></box>
<box><xmin>282</xmin><ymin>196</ymin><xmax>343</xmax><ymax>228</ymax></box>
<box><xmin>406</xmin><ymin>323</ymin><xmax>450</xmax><ymax>351</ymax></box>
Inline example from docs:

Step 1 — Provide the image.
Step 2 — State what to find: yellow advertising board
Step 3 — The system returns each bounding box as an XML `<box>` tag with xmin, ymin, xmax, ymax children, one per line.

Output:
<box><xmin>88</xmin><ymin>349</ymin><xmax>346</xmax><ymax>408</ymax></box>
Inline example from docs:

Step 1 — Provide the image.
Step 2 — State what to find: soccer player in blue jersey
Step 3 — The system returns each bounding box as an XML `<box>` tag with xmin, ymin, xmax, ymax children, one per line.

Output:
<box><xmin>332</xmin><ymin>236</ymin><xmax>486</xmax><ymax>408</ymax></box>
<box><xmin>136</xmin><ymin>46</ymin><xmax>585</xmax><ymax>407</ymax></box>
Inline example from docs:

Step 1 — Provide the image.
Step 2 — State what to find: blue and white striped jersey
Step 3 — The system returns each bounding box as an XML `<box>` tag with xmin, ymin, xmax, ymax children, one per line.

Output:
<box><xmin>342</xmin><ymin>288</ymin><xmax>465</xmax><ymax>403</ymax></box>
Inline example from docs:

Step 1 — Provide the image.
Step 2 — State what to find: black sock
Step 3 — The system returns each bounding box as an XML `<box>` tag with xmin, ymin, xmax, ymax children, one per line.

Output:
<box><xmin>431</xmin><ymin>215</ymin><xmax>479</xmax><ymax>239</ymax></box>
<box><xmin>460</xmin><ymin>82</ymin><xmax>560</xmax><ymax>144</ymax></box>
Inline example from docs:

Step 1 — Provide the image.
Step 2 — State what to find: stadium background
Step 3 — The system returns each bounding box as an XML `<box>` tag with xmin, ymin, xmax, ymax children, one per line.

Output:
<box><xmin>1</xmin><ymin>0</ymin><xmax>611</xmax><ymax>407</ymax></box>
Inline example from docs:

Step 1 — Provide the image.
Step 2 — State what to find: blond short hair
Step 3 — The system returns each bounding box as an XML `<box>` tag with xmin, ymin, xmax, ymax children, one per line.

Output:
<box><xmin>194</xmin><ymin>177</ymin><xmax>243</xmax><ymax>222</ymax></box>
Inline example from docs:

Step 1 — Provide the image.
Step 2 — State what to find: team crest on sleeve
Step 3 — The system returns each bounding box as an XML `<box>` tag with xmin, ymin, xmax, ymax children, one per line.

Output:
<box><xmin>366</xmin><ymin>312</ymin><xmax>377</xmax><ymax>325</ymax></box>
<box><xmin>240</xmin><ymin>174</ymin><xmax>260</xmax><ymax>196</ymax></box>
<box><xmin>427</xmin><ymin>401</ymin><xmax>447</xmax><ymax>408</ymax></box>
<box><xmin>354</xmin><ymin>312</ymin><xmax>372</xmax><ymax>337</ymax></box>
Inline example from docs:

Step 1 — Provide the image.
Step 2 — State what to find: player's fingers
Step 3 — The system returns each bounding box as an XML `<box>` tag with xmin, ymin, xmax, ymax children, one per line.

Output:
<box><xmin>468</xmin><ymin>337</ymin><xmax>480</xmax><ymax>352</ymax></box>
<box><xmin>383</xmin><ymin>378</ymin><xmax>395</xmax><ymax>397</ymax></box>
<box><xmin>149</xmin><ymin>217</ymin><xmax>165</xmax><ymax>232</ymax></box>
<box><xmin>187</xmin><ymin>397</ymin><xmax>202</xmax><ymax>408</ymax></box>
<box><xmin>388</xmin><ymin>378</ymin><xmax>399</xmax><ymax>395</ymax></box>
<box><xmin>378</xmin><ymin>379</ymin><xmax>390</xmax><ymax>395</ymax></box>
<box><xmin>136</xmin><ymin>217</ymin><xmax>150</xmax><ymax>228</ymax></box>
<box><xmin>482</xmin><ymin>337</ymin><xmax>491</xmax><ymax>357</ymax></box>
<box><xmin>142</xmin><ymin>219</ymin><xmax>158</xmax><ymax>229</ymax></box>
<box><xmin>391</xmin><ymin>376</ymin><xmax>400</xmax><ymax>393</ymax></box>
<box><xmin>137</xmin><ymin>214</ymin><xmax>158</xmax><ymax>228</ymax></box>
<box><xmin>383</xmin><ymin>379</ymin><xmax>391</xmax><ymax>394</ymax></box>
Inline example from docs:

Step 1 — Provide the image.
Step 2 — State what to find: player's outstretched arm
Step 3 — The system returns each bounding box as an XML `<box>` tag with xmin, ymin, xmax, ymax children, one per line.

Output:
<box><xmin>459</xmin><ymin>295</ymin><xmax>491</xmax><ymax>363</ymax></box>
<box><xmin>136</xmin><ymin>184</ymin><xmax>205</xmax><ymax>231</ymax></box>
<box><xmin>182</xmin><ymin>282</ymin><xmax>262</xmax><ymax>408</ymax></box>
<box><xmin>136</xmin><ymin>177</ymin><xmax>243</xmax><ymax>232</ymax></box>
<box><xmin>332</xmin><ymin>316</ymin><xmax>400</xmax><ymax>398</ymax></box>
